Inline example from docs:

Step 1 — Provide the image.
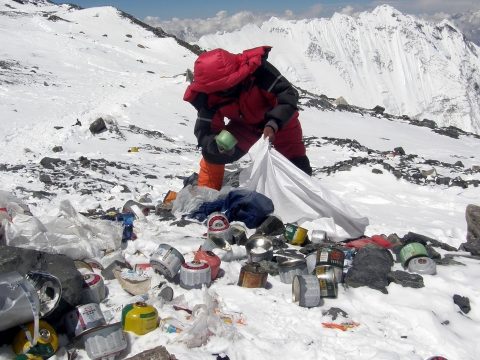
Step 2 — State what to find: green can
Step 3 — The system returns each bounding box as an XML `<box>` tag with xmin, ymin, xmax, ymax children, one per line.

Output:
<box><xmin>399</xmin><ymin>242</ymin><xmax>428</xmax><ymax>267</ymax></box>
<box><xmin>215</xmin><ymin>130</ymin><xmax>237</xmax><ymax>152</ymax></box>
<box><xmin>284</xmin><ymin>223</ymin><xmax>308</xmax><ymax>246</ymax></box>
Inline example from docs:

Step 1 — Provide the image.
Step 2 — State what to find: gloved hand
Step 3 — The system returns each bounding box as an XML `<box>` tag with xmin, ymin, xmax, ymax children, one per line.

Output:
<box><xmin>263</xmin><ymin>126</ymin><xmax>275</xmax><ymax>142</ymax></box>
<box><xmin>202</xmin><ymin>134</ymin><xmax>235</xmax><ymax>156</ymax></box>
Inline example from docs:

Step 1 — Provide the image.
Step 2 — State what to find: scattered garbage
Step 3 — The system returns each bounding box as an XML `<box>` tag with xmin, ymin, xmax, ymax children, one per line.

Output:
<box><xmin>277</xmin><ymin>258</ymin><xmax>308</xmax><ymax>284</ymax></box>
<box><xmin>237</xmin><ymin>262</ymin><xmax>268</xmax><ymax>288</ymax></box>
<box><xmin>321</xmin><ymin>321</ymin><xmax>360</xmax><ymax>331</ymax></box>
<box><xmin>408</xmin><ymin>257</ymin><xmax>437</xmax><ymax>275</ymax></box>
<box><xmin>399</xmin><ymin>242</ymin><xmax>429</xmax><ymax>267</ymax></box>
<box><xmin>284</xmin><ymin>223</ymin><xmax>308</xmax><ymax>246</ymax></box>
<box><xmin>114</xmin><ymin>268</ymin><xmax>151</xmax><ymax>296</ymax></box>
<box><xmin>306</xmin><ymin>247</ymin><xmax>345</xmax><ymax>283</ymax></box>
<box><xmin>245</xmin><ymin>235</ymin><xmax>273</xmax><ymax>262</ymax></box>
<box><xmin>292</xmin><ymin>274</ymin><xmax>322</xmax><ymax>308</ymax></box>
<box><xmin>80</xmin><ymin>273</ymin><xmax>107</xmax><ymax>304</ymax></box>
<box><xmin>314</xmin><ymin>265</ymin><xmax>338</xmax><ymax>297</ymax></box>
<box><xmin>12</xmin><ymin>320</ymin><xmax>59</xmax><ymax>359</ymax></box>
<box><xmin>180</xmin><ymin>261</ymin><xmax>212</xmax><ymax>290</ymax></box>
<box><xmin>64</xmin><ymin>303</ymin><xmax>106</xmax><ymax>338</ymax></box>
<box><xmin>122</xmin><ymin>302</ymin><xmax>158</xmax><ymax>335</ymax></box>
<box><xmin>82</xmin><ymin>322</ymin><xmax>127</xmax><ymax>360</ymax></box>
<box><xmin>150</xmin><ymin>244</ymin><xmax>185</xmax><ymax>279</ymax></box>
<box><xmin>194</xmin><ymin>248</ymin><xmax>221</xmax><ymax>280</ymax></box>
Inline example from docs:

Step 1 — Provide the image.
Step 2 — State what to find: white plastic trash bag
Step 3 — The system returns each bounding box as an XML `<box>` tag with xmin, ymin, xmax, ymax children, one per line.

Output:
<box><xmin>6</xmin><ymin>200</ymin><xmax>122</xmax><ymax>259</ymax></box>
<box><xmin>239</xmin><ymin>138</ymin><xmax>369</xmax><ymax>238</ymax></box>
<box><xmin>172</xmin><ymin>185</ymin><xmax>230</xmax><ymax>217</ymax></box>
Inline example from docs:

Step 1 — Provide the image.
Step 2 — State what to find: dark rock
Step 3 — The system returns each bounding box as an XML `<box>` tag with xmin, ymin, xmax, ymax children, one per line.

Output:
<box><xmin>372</xmin><ymin>168</ymin><xmax>383</xmax><ymax>174</ymax></box>
<box><xmin>402</xmin><ymin>232</ymin><xmax>457</xmax><ymax>251</ymax></box>
<box><xmin>453</xmin><ymin>294</ymin><xmax>471</xmax><ymax>314</ymax></box>
<box><xmin>89</xmin><ymin>117</ymin><xmax>108</xmax><ymax>134</ymax></box>
<box><xmin>435</xmin><ymin>176</ymin><xmax>451</xmax><ymax>186</ymax></box>
<box><xmin>461</xmin><ymin>204</ymin><xmax>480</xmax><ymax>255</ymax></box>
<box><xmin>73</xmin><ymin>119</ymin><xmax>82</xmax><ymax>126</ymax></box>
<box><xmin>387</xmin><ymin>270</ymin><xmax>424</xmax><ymax>288</ymax></box>
<box><xmin>322</xmin><ymin>307</ymin><xmax>349</xmax><ymax>320</ymax></box>
<box><xmin>120</xmin><ymin>185</ymin><xmax>131</xmax><ymax>193</ymax></box>
<box><xmin>0</xmin><ymin>245</ymin><xmax>84</xmax><ymax>315</ymax></box>
<box><xmin>344</xmin><ymin>247</ymin><xmax>394</xmax><ymax>293</ymax></box>
<box><xmin>147</xmin><ymin>70</ymin><xmax>155</xmax><ymax>74</ymax></box>
<box><xmin>40</xmin><ymin>157</ymin><xmax>64</xmax><ymax>169</ymax></box>
<box><xmin>126</xmin><ymin>34</ymin><xmax>132</xmax><ymax>38</ymax></box>
<box><xmin>185</xmin><ymin>68</ymin><xmax>194</xmax><ymax>83</ymax></box>
<box><xmin>257</xmin><ymin>260</ymin><xmax>279</xmax><ymax>276</ymax></box>
<box><xmin>39</xmin><ymin>173</ymin><xmax>52</xmax><ymax>184</ymax></box>
<box><xmin>454</xmin><ymin>161</ymin><xmax>464</xmax><ymax>168</ymax></box>
<box><xmin>125</xmin><ymin>345</ymin><xmax>177</xmax><ymax>360</ymax></box>
<box><xmin>145</xmin><ymin>174</ymin><xmax>158</xmax><ymax>179</ymax></box>
<box><xmin>137</xmin><ymin>44</ymin><xmax>146</xmax><ymax>48</ymax></box>
<box><xmin>394</xmin><ymin>147</ymin><xmax>406</xmax><ymax>156</ymax></box>
<box><xmin>155</xmin><ymin>206</ymin><xmax>176</xmax><ymax>221</ymax></box>
<box><xmin>451</xmin><ymin>177</ymin><xmax>468</xmax><ymax>189</ymax></box>
<box><xmin>52</xmin><ymin>146</ymin><xmax>63</xmax><ymax>153</ymax></box>
<box><xmin>255</xmin><ymin>216</ymin><xmax>285</xmax><ymax>236</ymax></box>
<box><xmin>434</xmin><ymin>127</ymin><xmax>460</xmax><ymax>139</ymax></box>
<box><xmin>43</xmin><ymin>81</ymin><xmax>49</xmax><ymax>86</ymax></box>
<box><xmin>271</xmin><ymin>235</ymin><xmax>288</xmax><ymax>250</ymax></box>
<box><xmin>426</xmin><ymin>245</ymin><xmax>441</xmax><ymax>259</ymax></box>
<box><xmin>372</xmin><ymin>105</ymin><xmax>385</xmax><ymax>114</ymax></box>
<box><xmin>419</xmin><ymin>119</ymin><xmax>437</xmax><ymax>129</ymax></box>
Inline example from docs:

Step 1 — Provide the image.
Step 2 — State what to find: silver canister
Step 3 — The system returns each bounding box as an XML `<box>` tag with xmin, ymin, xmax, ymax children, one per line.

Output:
<box><xmin>408</xmin><ymin>257</ymin><xmax>437</xmax><ymax>275</ymax></box>
<box><xmin>206</xmin><ymin>212</ymin><xmax>232</xmax><ymax>250</ymax></box>
<box><xmin>80</xmin><ymin>273</ymin><xmax>106</xmax><ymax>304</ymax></box>
<box><xmin>64</xmin><ymin>303</ymin><xmax>106</xmax><ymax>338</ymax></box>
<box><xmin>292</xmin><ymin>275</ymin><xmax>323</xmax><ymax>308</ymax></box>
<box><xmin>245</xmin><ymin>235</ymin><xmax>273</xmax><ymax>263</ymax></box>
<box><xmin>150</xmin><ymin>244</ymin><xmax>185</xmax><ymax>279</ymax></box>
<box><xmin>82</xmin><ymin>322</ymin><xmax>128</xmax><ymax>360</ymax></box>
<box><xmin>310</xmin><ymin>230</ymin><xmax>328</xmax><ymax>244</ymax></box>
<box><xmin>179</xmin><ymin>261</ymin><xmax>211</xmax><ymax>290</ymax></box>
<box><xmin>314</xmin><ymin>265</ymin><xmax>338</xmax><ymax>298</ymax></box>
<box><xmin>278</xmin><ymin>258</ymin><xmax>308</xmax><ymax>284</ymax></box>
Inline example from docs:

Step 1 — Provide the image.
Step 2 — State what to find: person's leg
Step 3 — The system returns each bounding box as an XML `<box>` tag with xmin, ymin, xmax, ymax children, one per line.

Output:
<box><xmin>289</xmin><ymin>155</ymin><xmax>312</xmax><ymax>176</ymax></box>
<box><xmin>198</xmin><ymin>158</ymin><xmax>225</xmax><ymax>190</ymax></box>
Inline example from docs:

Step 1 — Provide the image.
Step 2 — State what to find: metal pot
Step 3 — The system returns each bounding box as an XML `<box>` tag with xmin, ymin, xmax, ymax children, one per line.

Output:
<box><xmin>245</xmin><ymin>235</ymin><xmax>273</xmax><ymax>263</ymax></box>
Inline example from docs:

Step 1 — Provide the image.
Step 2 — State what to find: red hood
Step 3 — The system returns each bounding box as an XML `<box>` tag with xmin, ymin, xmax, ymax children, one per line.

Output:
<box><xmin>184</xmin><ymin>46</ymin><xmax>271</xmax><ymax>103</ymax></box>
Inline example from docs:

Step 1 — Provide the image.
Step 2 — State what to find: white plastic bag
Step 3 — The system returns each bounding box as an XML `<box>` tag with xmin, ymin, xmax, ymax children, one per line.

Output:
<box><xmin>172</xmin><ymin>185</ymin><xmax>230</xmax><ymax>217</ymax></box>
<box><xmin>6</xmin><ymin>200</ymin><xmax>122</xmax><ymax>259</ymax></box>
<box><xmin>239</xmin><ymin>138</ymin><xmax>369</xmax><ymax>238</ymax></box>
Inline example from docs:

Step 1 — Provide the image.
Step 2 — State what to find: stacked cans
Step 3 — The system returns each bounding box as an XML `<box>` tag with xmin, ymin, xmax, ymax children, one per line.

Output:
<box><xmin>306</xmin><ymin>247</ymin><xmax>345</xmax><ymax>283</ymax></box>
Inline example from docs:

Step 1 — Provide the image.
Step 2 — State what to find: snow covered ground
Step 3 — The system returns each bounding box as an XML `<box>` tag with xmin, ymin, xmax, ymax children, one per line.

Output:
<box><xmin>1</xmin><ymin>1</ymin><xmax>480</xmax><ymax>359</ymax></box>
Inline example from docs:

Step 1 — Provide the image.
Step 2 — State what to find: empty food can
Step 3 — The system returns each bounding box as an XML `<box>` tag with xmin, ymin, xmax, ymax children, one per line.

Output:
<box><xmin>292</xmin><ymin>275</ymin><xmax>322</xmax><ymax>308</ymax></box>
<box><xmin>399</xmin><ymin>242</ymin><xmax>428</xmax><ymax>267</ymax></box>
<box><xmin>278</xmin><ymin>258</ymin><xmax>308</xmax><ymax>284</ymax></box>
<box><xmin>237</xmin><ymin>262</ymin><xmax>268</xmax><ymax>288</ymax></box>
<box><xmin>80</xmin><ymin>273</ymin><xmax>106</xmax><ymax>304</ymax></box>
<box><xmin>314</xmin><ymin>265</ymin><xmax>338</xmax><ymax>298</ymax></box>
<box><xmin>150</xmin><ymin>244</ymin><xmax>185</xmax><ymax>279</ymax></box>
<box><xmin>64</xmin><ymin>303</ymin><xmax>106</xmax><ymax>339</ymax></box>
<box><xmin>82</xmin><ymin>323</ymin><xmax>127</xmax><ymax>360</ymax></box>
<box><xmin>179</xmin><ymin>261</ymin><xmax>212</xmax><ymax>290</ymax></box>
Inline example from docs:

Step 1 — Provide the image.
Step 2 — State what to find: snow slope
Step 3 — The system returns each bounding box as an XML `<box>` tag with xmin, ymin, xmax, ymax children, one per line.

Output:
<box><xmin>1</xmin><ymin>1</ymin><xmax>480</xmax><ymax>360</ymax></box>
<box><xmin>197</xmin><ymin>5</ymin><xmax>480</xmax><ymax>134</ymax></box>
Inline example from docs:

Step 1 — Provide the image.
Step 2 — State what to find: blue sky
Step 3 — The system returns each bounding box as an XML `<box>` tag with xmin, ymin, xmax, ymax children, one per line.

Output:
<box><xmin>55</xmin><ymin>0</ymin><xmax>362</xmax><ymax>19</ymax></box>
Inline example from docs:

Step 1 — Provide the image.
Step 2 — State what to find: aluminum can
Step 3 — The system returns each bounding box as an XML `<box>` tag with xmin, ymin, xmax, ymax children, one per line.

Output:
<box><xmin>310</xmin><ymin>230</ymin><xmax>328</xmax><ymax>244</ymax></box>
<box><xmin>399</xmin><ymin>242</ymin><xmax>428</xmax><ymax>267</ymax></box>
<box><xmin>284</xmin><ymin>223</ymin><xmax>308</xmax><ymax>246</ymax></box>
<box><xmin>292</xmin><ymin>275</ymin><xmax>322</xmax><ymax>308</ymax></box>
<box><xmin>64</xmin><ymin>303</ymin><xmax>106</xmax><ymax>338</ymax></box>
<box><xmin>80</xmin><ymin>273</ymin><xmax>106</xmax><ymax>304</ymax></box>
<box><xmin>150</xmin><ymin>243</ymin><xmax>185</xmax><ymax>279</ymax></box>
<box><xmin>206</xmin><ymin>212</ymin><xmax>232</xmax><ymax>249</ymax></box>
<box><xmin>230</xmin><ymin>223</ymin><xmax>248</xmax><ymax>245</ymax></box>
<box><xmin>408</xmin><ymin>256</ymin><xmax>437</xmax><ymax>275</ymax></box>
<box><xmin>180</xmin><ymin>261</ymin><xmax>211</xmax><ymax>290</ymax></box>
<box><xmin>121</xmin><ymin>302</ymin><xmax>158</xmax><ymax>335</ymax></box>
<box><xmin>306</xmin><ymin>247</ymin><xmax>345</xmax><ymax>283</ymax></box>
<box><xmin>314</xmin><ymin>265</ymin><xmax>338</xmax><ymax>298</ymax></box>
<box><xmin>237</xmin><ymin>262</ymin><xmax>268</xmax><ymax>288</ymax></box>
<box><xmin>278</xmin><ymin>258</ymin><xmax>308</xmax><ymax>284</ymax></box>
<box><xmin>82</xmin><ymin>322</ymin><xmax>127</xmax><ymax>360</ymax></box>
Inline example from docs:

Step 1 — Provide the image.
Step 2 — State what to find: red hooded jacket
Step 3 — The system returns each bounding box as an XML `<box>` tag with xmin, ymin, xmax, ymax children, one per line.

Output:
<box><xmin>184</xmin><ymin>46</ymin><xmax>306</xmax><ymax>162</ymax></box>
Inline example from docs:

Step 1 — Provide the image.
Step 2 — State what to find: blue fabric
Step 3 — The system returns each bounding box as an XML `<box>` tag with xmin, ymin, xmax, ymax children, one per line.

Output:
<box><xmin>189</xmin><ymin>189</ymin><xmax>274</xmax><ymax>228</ymax></box>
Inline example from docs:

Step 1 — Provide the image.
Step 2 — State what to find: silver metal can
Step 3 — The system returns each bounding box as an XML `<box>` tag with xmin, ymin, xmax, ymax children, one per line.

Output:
<box><xmin>82</xmin><ymin>322</ymin><xmax>128</xmax><ymax>360</ymax></box>
<box><xmin>278</xmin><ymin>258</ymin><xmax>308</xmax><ymax>284</ymax></box>
<box><xmin>179</xmin><ymin>261</ymin><xmax>211</xmax><ymax>290</ymax></box>
<box><xmin>64</xmin><ymin>303</ymin><xmax>106</xmax><ymax>338</ymax></box>
<box><xmin>150</xmin><ymin>244</ymin><xmax>185</xmax><ymax>279</ymax></box>
<box><xmin>80</xmin><ymin>273</ymin><xmax>106</xmax><ymax>304</ymax></box>
<box><xmin>292</xmin><ymin>275</ymin><xmax>322</xmax><ymax>308</ymax></box>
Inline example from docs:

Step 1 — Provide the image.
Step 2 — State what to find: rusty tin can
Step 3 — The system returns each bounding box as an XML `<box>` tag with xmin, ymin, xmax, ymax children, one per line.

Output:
<box><xmin>314</xmin><ymin>265</ymin><xmax>338</xmax><ymax>298</ymax></box>
<box><xmin>237</xmin><ymin>262</ymin><xmax>268</xmax><ymax>288</ymax></box>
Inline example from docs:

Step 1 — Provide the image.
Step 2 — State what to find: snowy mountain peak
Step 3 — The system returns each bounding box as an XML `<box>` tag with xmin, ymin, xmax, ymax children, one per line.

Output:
<box><xmin>197</xmin><ymin>6</ymin><xmax>480</xmax><ymax>133</ymax></box>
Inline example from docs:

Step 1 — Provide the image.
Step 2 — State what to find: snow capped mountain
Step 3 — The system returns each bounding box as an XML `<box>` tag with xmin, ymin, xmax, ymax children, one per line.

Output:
<box><xmin>197</xmin><ymin>5</ymin><xmax>480</xmax><ymax>134</ymax></box>
<box><xmin>450</xmin><ymin>10</ymin><xmax>480</xmax><ymax>46</ymax></box>
<box><xmin>1</xmin><ymin>1</ymin><xmax>480</xmax><ymax>360</ymax></box>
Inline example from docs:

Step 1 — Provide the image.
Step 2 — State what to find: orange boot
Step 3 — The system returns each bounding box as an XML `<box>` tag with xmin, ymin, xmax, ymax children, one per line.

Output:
<box><xmin>198</xmin><ymin>158</ymin><xmax>225</xmax><ymax>190</ymax></box>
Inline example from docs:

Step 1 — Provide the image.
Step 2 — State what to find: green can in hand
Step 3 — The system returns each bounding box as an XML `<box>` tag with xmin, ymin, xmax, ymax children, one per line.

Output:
<box><xmin>215</xmin><ymin>130</ymin><xmax>238</xmax><ymax>152</ymax></box>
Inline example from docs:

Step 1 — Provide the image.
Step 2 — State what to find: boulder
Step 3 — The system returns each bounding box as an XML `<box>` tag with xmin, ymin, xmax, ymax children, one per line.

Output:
<box><xmin>89</xmin><ymin>117</ymin><xmax>108</xmax><ymax>134</ymax></box>
<box><xmin>453</xmin><ymin>294</ymin><xmax>471</xmax><ymax>314</ymax></box>
<box><xmin>387</xmin><ymin>270</ymin><xmax>424</xmax><ymax>288</ymax></box>
<box><xmin>372</xmin><ymin>105</ymin><xmax>385</xmax><ymax>114</ymax></box>
<box><xmin>0</xmin><ymin>245</ymin><xmax>84</xmax><ymax>314</ymax></box>
<box><xmin>40</xmin><ymin>157</ymin><xmax>65</xmax><ymax>169</ymax></box>
<box><xmin>344</xmin><ymin>247</ymin><xmax>393</xmax><ymax>294</ymax></box>
<box><xmin>461</xmin><ymin>204</ymin><xmax>480</xmax><ymax>255</ymax></box>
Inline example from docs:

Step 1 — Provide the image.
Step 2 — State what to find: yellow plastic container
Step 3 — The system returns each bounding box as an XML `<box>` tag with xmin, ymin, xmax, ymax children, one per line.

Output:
<box><xmin>12</xmin><ymin>320</ymin><xmax>58</xmax><ymax>359</ymax></box>
<box><xmin>121</xmin><ymin>302</ymin><xmax>158</xmax><ymax>335</ymax></box>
